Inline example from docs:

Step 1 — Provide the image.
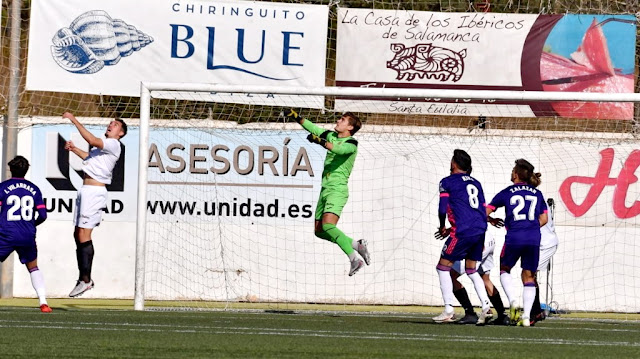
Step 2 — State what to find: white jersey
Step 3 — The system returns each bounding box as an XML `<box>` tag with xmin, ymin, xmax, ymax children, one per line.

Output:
<box><xmin>540</xmin><ymin>198</ymin><xmax>559</xmax><ymax>249</ymax></box>
<box><xmin>452</xmin><ymin>226</ymin><xmax>501</xmax><ymax>275</ymax></box>
<box><xmin>82</xmin><ymin>138</ymin><xmax>121</xmax><ymax>185</ymax></box>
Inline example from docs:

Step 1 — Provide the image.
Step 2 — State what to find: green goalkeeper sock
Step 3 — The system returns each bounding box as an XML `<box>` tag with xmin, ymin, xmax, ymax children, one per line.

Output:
<box><xmin>321</xmin><ymin>223</ymin><xmax>355</xmax><ymax>255</ymax></box>
<box><xmin>314</xmin><ymin>229</ymin><xmax>333</xmax><ymax>241</ymax></box>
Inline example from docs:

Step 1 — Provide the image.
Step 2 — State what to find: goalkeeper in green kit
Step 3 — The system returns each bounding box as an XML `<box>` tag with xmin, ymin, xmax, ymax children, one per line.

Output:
<box><xmin>286</xmin><ymin>109</ymin><xmax>370</xmax><ymax>276</ymax></box>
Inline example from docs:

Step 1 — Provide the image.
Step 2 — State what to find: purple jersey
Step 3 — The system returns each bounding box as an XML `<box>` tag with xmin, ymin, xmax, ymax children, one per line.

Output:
<box><xmin>439</xmin><ymin>173</ymin><xmax>488</xmax><ymax>238</ymax></box>
<box><xmin>488</xmin><ymin>183</ymin><xmax>546</xmax><ymax>245</ymax></box>
<box><xmin>0</xmin><ymin>178</ymin><xmax>47</xmax><ymax>242</ymax></box>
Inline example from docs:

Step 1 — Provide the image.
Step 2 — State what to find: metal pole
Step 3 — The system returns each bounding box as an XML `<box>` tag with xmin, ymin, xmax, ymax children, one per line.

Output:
<box><xmin>134</xmin><ymin>83</ymin><xmax>151</xmax><ymax>311</ymax></box>
<box><xmin>0</xmin><ymin>0</ymin><xmax>22</xmax><ymax>298</ymax></box>
<box><xmin>545</xmin><ymin>259</ymin><xmax>552</xmax><ymax>316</ymax></box>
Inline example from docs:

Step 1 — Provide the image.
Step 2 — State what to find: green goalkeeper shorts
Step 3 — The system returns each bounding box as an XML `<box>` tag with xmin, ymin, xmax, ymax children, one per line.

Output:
<box><xmin>315</xmin><ymin>188</ymin><xmax>349</xmax><ymax>220</ymax></box>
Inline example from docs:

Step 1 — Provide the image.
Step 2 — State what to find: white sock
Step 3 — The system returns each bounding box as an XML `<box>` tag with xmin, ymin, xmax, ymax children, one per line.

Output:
<box><xmin>351</xmin><ymin>239</ymin><xmax>359</xmax><ymax>250</ymax></box>
<box><xmin>348</xmin><ymin>252</ymin><xmax>358</xmax><ymax>261</ymax></box>
<box><xmin>500</xmin><ymin>271</ymin><xmax>516</xmax><ymax>306</ymax></box>
<box><xmin>437</xmin><ymin>268</ymin><xmax>455</xmax><ymax>313</ymax></box>
<box><xmin>522</xmin><ymin>284</ymin><xmax>536</xmax><ymax>319</ymax></box>
<box><xmin>468</xmin><ymin>271</ymin><xmax>491</xmax><ymax>310</ymax></box>
<box><xmin>29</xmin><ymin>268</ymin><xmax>48</xmax><ymax>306</ymax></box>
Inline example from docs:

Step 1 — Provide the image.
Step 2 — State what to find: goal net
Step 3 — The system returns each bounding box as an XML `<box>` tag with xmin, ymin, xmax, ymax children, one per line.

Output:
<box><xmin>135</xmin><ymin>83</ymin><xmax>640</xmax><ymax>314</ymax></box>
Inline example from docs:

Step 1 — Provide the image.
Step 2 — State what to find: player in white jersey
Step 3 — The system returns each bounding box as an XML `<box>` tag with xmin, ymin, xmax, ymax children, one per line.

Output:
<box><xmin>529</xmin><ymin>197</ymin><xmax>559</xmax><ymax>325</ymax></box>
<box><xmin>538</xmin><ymin>198</ymin><xmax>559</xmax><ymax>271</ymax></box>
<box><xmin>450</xmin><ymin>225</ymin><xmax>509</xmax><ymax>325</ymax></box>
<box><xmin>63</xmin><ymin>112</ymin><xmax>127</xmax><ymax>297</ymax></box>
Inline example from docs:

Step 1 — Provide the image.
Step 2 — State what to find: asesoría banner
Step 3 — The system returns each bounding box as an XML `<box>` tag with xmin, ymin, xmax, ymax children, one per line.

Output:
<box><xmin>30</xmin><ymin>123</ymin><xmax>323</xmax><ymax>223</ymax></box>
<box><xmin>26</xmin><ymin>0</ymin><xmax>328</xmax><ymax>107</ymax></box>
<box><xmin>335</xmin><ymin>10</ymin><xmax>636</xmax><ymax>119</ymax></box>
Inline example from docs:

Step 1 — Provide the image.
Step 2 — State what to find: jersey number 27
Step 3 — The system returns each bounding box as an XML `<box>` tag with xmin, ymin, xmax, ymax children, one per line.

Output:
<box><xmin>510</xmin><ymin>195</ymin><xmax>538</xmax><ymax>221</ymax></box>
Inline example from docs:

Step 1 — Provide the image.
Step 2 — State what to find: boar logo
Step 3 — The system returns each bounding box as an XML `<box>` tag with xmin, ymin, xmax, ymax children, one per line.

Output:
<box><xmin>386</xmin><ymin>43</ymin><xmax>466</xmax><ymax>82</ymax></box>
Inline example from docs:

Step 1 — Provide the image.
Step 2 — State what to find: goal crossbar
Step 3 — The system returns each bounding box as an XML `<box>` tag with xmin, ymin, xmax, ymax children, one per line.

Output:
<box><xmin>141</xmin><ymin>83</ymin><xmax>640</xmax><ymax>102</ymax></box>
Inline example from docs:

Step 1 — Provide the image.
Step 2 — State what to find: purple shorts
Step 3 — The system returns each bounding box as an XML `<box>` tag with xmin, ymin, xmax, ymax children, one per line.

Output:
<box><xmin>441</xmin><ymin>233</ymin><xmax>484</xmax><ymax>262</ymax></box>
<box><xmin>0</xmin><ymin>237</ymin><xmax>38</xmax><ymax>264</ymax></box>
<box><xmin>500</xmin><ymin>243</ymin><xmax>540</xmax><ymax>272</ymax></box>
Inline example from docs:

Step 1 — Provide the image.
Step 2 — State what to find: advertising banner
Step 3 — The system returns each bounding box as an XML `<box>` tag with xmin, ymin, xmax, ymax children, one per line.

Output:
<box><xmin>26</xmin><ymin>0</ymin><xmax>328</xmax><ymax>107</ymax></box>
<box><xmin>335</xmin><ymin>10</ymin><xmax>636</xmax><ymax>119</ymax></box>
<box><xmin>143</xmin><ymin>128</ymin><xmax>322</xmax><ymax>224</ymax></box>
<box><xmin>30</xmin><ymin>122</ymin><xmax>640</xmax><ymax>224</ymax></box>
<box><xmin>29</xmin><ymin>124</ymin><xmax>323</xmax><ymax>223</ymax></box>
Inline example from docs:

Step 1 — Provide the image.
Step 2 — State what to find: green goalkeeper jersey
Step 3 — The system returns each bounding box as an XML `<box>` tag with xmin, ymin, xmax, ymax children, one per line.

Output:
<box><xmin>302</xmin><ymin>119</ymin><xmax>358</xmax><ymax>191</ymax></box>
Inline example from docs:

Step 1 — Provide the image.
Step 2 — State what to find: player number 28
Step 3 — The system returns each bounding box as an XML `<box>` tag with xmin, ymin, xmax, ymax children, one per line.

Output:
<box><xmin>6</xmin><ymin>195</ymin><xmax>34</xmax><ymax>221</ymax></box>
<box><xmin>510</xmin><ymin>195</ymin><xmax>538</xmax><ymax>221</ymax></box>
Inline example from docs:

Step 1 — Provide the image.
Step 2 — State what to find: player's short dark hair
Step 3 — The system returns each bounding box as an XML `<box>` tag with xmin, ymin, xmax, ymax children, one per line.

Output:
<box><xmin>452</xmin><ymin>149</ymin><xmax>472</xmax><ymax>174</ymax></box>
<box><xmin>8</xmin><ymin>155</ymin><xmax>29</xmax><ymax>178</ymax></box>
<box><xmin>116</xmin><ymin>118</ymin><xmax>127</xmax><ymax>138</ymax></box>
<box><xmin>514</xmin><ymin>158</ymin><xmax>541</xmax><ymax>187</ymax></box>
<box><xmin>344</xmin><ymin>112</ymin><xmax>362</xmax><ymax>135</ymax></box>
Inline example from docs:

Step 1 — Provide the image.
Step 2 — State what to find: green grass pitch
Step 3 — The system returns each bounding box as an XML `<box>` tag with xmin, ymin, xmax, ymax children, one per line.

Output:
<box><xmin>1</xmin><ymin>299</ymin><xmax>639</xmax><ymax>358</ymax></box>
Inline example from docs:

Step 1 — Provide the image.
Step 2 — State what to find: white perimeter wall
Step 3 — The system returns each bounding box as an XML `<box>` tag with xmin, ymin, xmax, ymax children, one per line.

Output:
<box><xmin>8</xmin><ymin>119</ymin><xmax>640</xmax><ymax>312</ymax></box>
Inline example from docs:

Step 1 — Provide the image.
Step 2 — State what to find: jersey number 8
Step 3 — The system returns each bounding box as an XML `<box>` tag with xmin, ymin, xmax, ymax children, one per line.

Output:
<box><xmin>466</xmin><ymin>184</ymin><xmax>479</xmax><ymax>209</ymax></box>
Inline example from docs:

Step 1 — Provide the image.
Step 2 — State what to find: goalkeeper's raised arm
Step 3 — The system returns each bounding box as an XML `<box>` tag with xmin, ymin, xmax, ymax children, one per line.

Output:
<box><xmin>286</xmin><ymin>109</ymin><xmax>361</xmax><ymax>154</ymax></box>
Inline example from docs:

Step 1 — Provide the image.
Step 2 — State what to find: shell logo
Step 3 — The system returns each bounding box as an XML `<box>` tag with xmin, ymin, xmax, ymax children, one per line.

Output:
<box><xmin>51</xmin><ymin>10</ymin><xmax>153</xmax><ymax>74</ymax></box>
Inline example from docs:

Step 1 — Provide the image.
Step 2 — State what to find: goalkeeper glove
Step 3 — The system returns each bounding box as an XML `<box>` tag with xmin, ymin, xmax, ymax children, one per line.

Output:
<box><xmin>307</xmin><ymin>133</ymin><xmax>327</xmax><ymax>147</ymax></box>
<box><xmin>284</xmin><ymin>108</ymin><xmax>303</xmax><ymax>124</ymax></box>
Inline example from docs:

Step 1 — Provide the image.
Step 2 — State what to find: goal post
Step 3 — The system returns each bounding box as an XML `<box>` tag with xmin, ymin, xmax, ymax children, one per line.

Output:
<box><xmin>135</xmin><ymin>84</ymin><xmax>152</xmax><ymax>311</ymax></box>
<box><xmin>135</xmin><ymin>82</ymin><xmax>640</xmax><ymax>312</ymax></box>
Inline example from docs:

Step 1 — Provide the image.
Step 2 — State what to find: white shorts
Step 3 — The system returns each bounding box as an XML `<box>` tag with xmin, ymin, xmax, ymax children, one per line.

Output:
<box><xmin>73</xmin><ymin>185</ymin><xmax>108</xmax><ymax>229</ymax></box>
<box><xmin>452</xmin><ymin>234</ymin><xmax>496</xmax><ymax>275</ymax></box>
<box><xmin>537</xmin><ymin>245</ymin><xmax>558</xmax><ymax>272</ymax></box>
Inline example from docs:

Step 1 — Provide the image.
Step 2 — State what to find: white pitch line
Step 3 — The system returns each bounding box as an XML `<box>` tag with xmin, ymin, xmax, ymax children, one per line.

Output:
<box><xmin>535</xmin><ymin>326</ymin><xmax>640</xmax><ymax>333</ymax></box>
<box><xmin>0</xmin><ymin>320</ymin><xmax>638</xmax><ymax>347</ymax></box>
<box><xmin>9</xmin><ymin>308</ymin><xmax>639</xmax><ymax>324</ymax></box>
<box><xmin>3</xmin><ymin>316</ymin><xmax>640</xmax><ymax>335</ymax></box>
<box><xmin>5</xmin><ymin>309</ymin><xmax>344</xmax><ymax>323</ymax></box>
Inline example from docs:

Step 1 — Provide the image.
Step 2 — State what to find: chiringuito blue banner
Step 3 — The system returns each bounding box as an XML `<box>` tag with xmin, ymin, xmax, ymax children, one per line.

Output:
<box><xmin>26</xmin><ymin>0</ymin><xmax>328</xmax><ymax>107</ymax></box>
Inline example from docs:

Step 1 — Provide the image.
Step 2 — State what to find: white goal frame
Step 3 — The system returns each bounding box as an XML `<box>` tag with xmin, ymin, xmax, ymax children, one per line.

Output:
<box><xmin>135</xmin><ymin>82</ymin><xmax>640</xmax><ymax>310</ymax></box>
